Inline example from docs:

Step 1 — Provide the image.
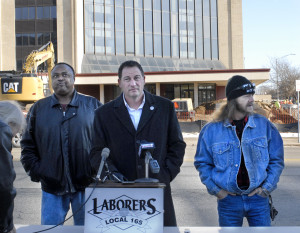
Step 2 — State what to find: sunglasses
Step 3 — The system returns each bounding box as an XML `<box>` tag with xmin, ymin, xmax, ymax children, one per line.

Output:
<box><xmin>231</xmin><ymin>83</ymin><xmax>256</xmax><ymax>94</ymax></box>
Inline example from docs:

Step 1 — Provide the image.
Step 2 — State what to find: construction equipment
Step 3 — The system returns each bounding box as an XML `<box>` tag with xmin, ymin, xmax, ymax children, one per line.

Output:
<box><xmin>0</xmin><ymin>41</ymin><xmax>55</xmax><ymax>105</ymax></box>
<box><xmin>172</xmin><ymin>98</ymin><xmax>196</xmax><ymax>121</ymax></box>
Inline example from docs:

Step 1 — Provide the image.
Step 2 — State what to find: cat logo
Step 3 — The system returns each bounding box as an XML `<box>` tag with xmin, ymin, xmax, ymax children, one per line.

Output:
<box><xmin>1</xmin><ymin>77</ymin><xmax>23</xmax><ymax>94</ymax></box>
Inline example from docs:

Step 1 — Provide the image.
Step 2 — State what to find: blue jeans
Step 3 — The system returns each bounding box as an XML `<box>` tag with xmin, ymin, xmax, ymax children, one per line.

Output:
<box><xmin>41</xmin><ymin>191</ymin><xmax>85</xmax><ymax>225</ymax></box>
<box><xmin>217</xmin><ymin>194</ymin><xmax>270</xmax><ymax>226</ymax></box>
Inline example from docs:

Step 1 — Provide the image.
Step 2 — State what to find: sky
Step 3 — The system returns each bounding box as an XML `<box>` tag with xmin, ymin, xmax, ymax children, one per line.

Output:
<box><xmin>242</xmin><ymin>0</ymin><xmax>300</xmax><ymax>69</ymax></box>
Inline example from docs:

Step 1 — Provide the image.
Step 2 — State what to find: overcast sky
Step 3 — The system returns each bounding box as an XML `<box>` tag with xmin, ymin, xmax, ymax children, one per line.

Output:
<box><xmin>242</xmin><ymin>0</ymin><xmax>300</xmax><ymax>69</ymax></box>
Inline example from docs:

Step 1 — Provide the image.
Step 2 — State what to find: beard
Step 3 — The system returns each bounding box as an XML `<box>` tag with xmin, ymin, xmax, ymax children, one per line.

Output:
<box><xmin>235</xmin><ymin>101</ymin><xmax>253</xmax><ymax>115</ymax></box>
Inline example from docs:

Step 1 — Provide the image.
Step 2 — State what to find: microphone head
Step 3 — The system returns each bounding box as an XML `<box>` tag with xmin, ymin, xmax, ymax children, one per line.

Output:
<box><xmin>101</xmin><ymin>147</ymin><xmax>110</xmax><ymax>159</ymax></box>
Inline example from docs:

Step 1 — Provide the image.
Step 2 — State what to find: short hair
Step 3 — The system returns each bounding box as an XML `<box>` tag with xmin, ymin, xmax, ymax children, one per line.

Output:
<box><xmin>0</xmin><ymin>101</ymin><xmax>25</xmax><ymax>134</ymax></box>
<box><xmin>118</xmin><ymin>60</ymin><xmax>144</xmax><ymax>79</ymax></box>
<box><xmin>51</xmin><ymin>62</ymin><xmax>75</xmax><ymax>80</ymax></box>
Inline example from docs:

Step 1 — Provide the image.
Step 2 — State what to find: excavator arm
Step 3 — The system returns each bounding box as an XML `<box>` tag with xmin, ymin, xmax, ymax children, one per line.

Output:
<box><xmin>23</xmin><ymin>41</ymin><xmax>55</xmax><ymax>93</ymax></box>
<box><xmin>0</xmin><ymin>41</ymin><xmax>55</xmax><ymax>104</ymax></box>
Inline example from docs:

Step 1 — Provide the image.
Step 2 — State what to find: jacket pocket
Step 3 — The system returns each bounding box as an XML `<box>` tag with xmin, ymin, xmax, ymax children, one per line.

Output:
<box><xmin>252</xmin><ymin>137</ymin><xmax>269</xmax><ymax>162</ymax></box>
<box><xmin>212</xmin><ymin>143</ymin><xmax>232</xmax><ymax>170</ymax></box>
<box><xmin>38</xmin><ymin>153</ymin><xmax>63</xmax><ymax>186</ymax></box>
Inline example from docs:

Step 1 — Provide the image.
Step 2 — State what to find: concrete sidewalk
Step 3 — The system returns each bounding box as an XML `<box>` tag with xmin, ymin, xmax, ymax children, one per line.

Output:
<box><xmin>282</xmin><ymin>137</ymin><xmax>300</xmax><ymax>146</ymax></box>
<box><xmin>183</xmin><ymin>133</ymin><xmax>300</xmax><ymax>146</ymax></box>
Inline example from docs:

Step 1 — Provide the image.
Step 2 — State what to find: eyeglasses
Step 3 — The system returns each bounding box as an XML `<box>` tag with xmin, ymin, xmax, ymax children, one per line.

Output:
<box><xmin>231</xmin><ymin>83</ymin><xmax>256</xmax><ymax>94</ymax></box>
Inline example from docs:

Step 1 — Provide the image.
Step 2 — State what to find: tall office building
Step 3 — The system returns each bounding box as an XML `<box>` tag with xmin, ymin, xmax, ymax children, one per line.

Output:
<box><xmin>14</xmin><ymin>0</ymin><xmax>57</xmax><ymax>71</ymax></box>
<box><xmin>0</xmin><ymin>0</ymin><xmax>269</xmax><ymax>106</ymax></box>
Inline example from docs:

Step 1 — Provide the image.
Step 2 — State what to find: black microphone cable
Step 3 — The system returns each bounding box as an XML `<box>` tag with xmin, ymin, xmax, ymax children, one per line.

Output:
<box><xmin>33</xmin><ymin>178</ymin><xmax>100</xmax><ymax>233</ymax></box>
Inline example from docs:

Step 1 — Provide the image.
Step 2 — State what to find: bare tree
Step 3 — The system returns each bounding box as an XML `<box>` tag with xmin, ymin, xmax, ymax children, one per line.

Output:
<box><xmin>259</xmin><ymin>57</ymin><xmax>300</xmax><ymax>101</ymax></box>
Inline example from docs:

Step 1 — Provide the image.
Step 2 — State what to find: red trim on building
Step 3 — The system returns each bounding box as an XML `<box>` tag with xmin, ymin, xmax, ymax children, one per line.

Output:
<box><xmin>75</xmin><ymin>68</ymin><xmax>270</xmax><ymax>77</ymax></box>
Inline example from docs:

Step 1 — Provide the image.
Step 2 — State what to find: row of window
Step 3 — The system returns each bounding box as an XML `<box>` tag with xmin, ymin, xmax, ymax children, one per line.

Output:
<box><xmin>15</xmin><ymin>6</ymin><xmax>57</xmax><ymax>20</ymax></box>
<box><xmin>16</xmin><ymin>32</ymin><xmax>57</xmax><ymax>46</ymax></box>
<box><xmin>84</xmin><ymin>0</ymin><xmax>218</xmax><ymax>59</ymax></box>
<box><xmin>105</xmin><ymin>83</ymin><xmax>216</xmax><ymax>104</ymax></box>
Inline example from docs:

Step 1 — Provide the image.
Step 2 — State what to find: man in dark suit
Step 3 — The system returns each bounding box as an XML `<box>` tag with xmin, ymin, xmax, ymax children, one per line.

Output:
<box><xmin>90</xmin><ymin>60</ymin><xmax>186</xmax><ymax>226</ymax></box>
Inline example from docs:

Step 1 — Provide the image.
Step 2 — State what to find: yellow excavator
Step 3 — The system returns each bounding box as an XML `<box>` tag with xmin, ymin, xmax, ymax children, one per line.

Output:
<box><xmin>0</xmin><ymin>41</ymin><xmax>55</xmax><ymax>105</ymax></box>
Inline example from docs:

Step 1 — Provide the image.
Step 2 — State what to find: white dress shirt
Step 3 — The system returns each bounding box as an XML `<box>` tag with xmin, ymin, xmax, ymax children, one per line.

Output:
<box><xmin>123</xmin><ymin>93</ymin><xmax>145</xmax><ymax>130</ymax></box>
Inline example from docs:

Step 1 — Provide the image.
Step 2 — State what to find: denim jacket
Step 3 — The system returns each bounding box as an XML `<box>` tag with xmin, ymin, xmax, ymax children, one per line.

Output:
<box><xmin>194</xmin><ymin>114</ymin><xmax>284</xmax><ymax>196</ymax></box>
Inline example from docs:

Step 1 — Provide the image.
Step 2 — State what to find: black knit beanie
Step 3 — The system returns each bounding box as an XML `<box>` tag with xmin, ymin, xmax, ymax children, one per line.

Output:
<box><xmin>226</xmin><ymin>75</ymin><xmax>253</xmax><ymax>101</ymax></box>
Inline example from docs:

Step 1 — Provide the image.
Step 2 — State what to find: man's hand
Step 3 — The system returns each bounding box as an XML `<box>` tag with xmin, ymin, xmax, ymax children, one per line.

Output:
<box><xmin>248</xmin><ymin>187</ymin><xmax>268</xmax><ymax>197</ymax></box>
<box><xmin>216</xmin><ymin>189</ymin><xmax>236</xmax><ymax>200</ymax></box>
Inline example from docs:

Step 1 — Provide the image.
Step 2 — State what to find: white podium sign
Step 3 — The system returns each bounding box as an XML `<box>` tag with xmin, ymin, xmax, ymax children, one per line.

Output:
<box><xmin>84</xmin><ymin>182</ymin><xmax>165</xmax><ymax>233</ymax></box>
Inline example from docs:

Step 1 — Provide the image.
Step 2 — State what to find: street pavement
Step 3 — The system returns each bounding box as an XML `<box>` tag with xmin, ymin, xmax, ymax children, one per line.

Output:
<box><xmin>11</xmin><ymin>135</ymin><xmax>300</xmax><ymax>226</ymax></box>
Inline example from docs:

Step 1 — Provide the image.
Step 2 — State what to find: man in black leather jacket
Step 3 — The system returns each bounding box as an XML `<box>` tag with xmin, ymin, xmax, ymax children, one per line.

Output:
<box><xmin>0</xmin><ymin>101</ymin><xmax>25</xmax><ymax>233</ymax></box>
<box><xmin>21</xmin><ymin>63</ymin><xmax>102</xmax><ymax>225</ymax></box>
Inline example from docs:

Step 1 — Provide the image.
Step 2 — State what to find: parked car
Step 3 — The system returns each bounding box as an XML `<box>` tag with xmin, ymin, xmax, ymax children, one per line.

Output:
<box><xmin>12</xmin><ymin>132</ymin><xmax>22</xmax><ymax>148</ymax></box>
<box><xmin>12</xmin><ymin>110</ymin><xmax>27</xmax><ymax>148</ymax></box>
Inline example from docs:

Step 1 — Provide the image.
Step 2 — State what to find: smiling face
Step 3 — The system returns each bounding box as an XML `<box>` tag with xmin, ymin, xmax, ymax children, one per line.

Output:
<box><xmin>51</xmin><ymin>64</ymin><xmax>75</xmax><ymax>97</ymax></box>
<box><xmin>234</xmin><ymin>94</ymin><xmax>254</xmax><ymax>119</ymax></box>
<box><xmin>118</xmin><ymin>66</ymin><xmax>145</xmax><ymax>101</ymax></box>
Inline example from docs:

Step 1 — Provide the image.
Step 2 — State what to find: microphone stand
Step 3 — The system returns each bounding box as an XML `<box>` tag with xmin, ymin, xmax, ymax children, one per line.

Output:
<box><xmin>135</xmin><ymin>151</ymin><xmax>159</xmax><ymax>183</ymax></box>
<box><xmin>101</xmin><ymin>162</ymin><xmax>122</xmax><ymax>183</ymax></box>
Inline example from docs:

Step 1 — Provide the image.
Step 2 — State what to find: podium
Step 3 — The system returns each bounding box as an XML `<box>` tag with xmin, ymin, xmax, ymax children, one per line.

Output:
<box><xmin>84</xmin><ymin>182</ymin><xmax>165</xmax><ymax>233</ymax></box>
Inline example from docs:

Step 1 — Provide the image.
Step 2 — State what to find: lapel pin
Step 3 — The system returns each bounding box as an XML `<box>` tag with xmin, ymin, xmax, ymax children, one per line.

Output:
<box><xmin>150</xmin><ymin>106</ymin><xmax>154</xmax><ymax>110</ymax></box>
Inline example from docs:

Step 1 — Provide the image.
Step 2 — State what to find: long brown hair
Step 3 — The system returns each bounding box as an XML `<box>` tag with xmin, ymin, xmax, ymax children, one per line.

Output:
<box><xmin>212</xmin><ymin>99</ymin><xmax>238</xmax><ymax>122</ymax></box>
<box><xmin>212</xmin><ymin>99</ymin><xmax>255</xmax><ymax>122</ymax></box>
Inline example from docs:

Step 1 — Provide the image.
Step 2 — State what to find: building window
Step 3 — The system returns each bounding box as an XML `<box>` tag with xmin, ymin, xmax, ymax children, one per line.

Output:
<box><xmin>16</xmin><ymin>34</ymin><xmax>22</xmax><ymax>46</ymax></box>
<box><xmin>15</xmin><ymin>8</ymin><xmax>22</xmax><ymax>20</ymax></box>
<box><xmin>179</xmin><ymin>0</ymin><xmax>187</xmax><ymax>58</ymax></box>
<box><xmin>195</xmin><ymin>0</ymin><xmax>203</xmax><ymax>59</ymax></box>
<box><xmin>171</xmin><ymin>0</ymin><xmax>179</xmax><ymax>57</ymax></box>
<box><xmin>161</xmin><ymin>84</ymin><xmax>175</xmax><ymax>100</ymax></box>
<box><xmin>83</xmin><ymin>0</ymin><xmax>218</xmax><ymax>61</ymax></box>
<box><xmin>135</xmin><ymin>7</ymin><xmax>144</xmax><ymax>56</ymax></box>
<box><xmin>153</xmin><ymin>0</ymin><xmax>162</xmax><ymax>57</ymax></box>
<box><xmin>203</xmin><ymin>0</ymin><xmax>211</xmax><ymax>59</ymax></box>
<box><xmin>144</xmin><ymin>4</ymin><xmax>153</xmax><ymax>56</ymax></box>
<box><xmin>15</xmin><ymin>2</ymin><xmax>57</xmax><ymax>72</ymax></box>
<box><xmin>17</xmin><ymin>60</ymin><xmax>23</xmax><ymax>71</ymax></box>
<box><xmin>125</xmin><ymin>6</ymin><xmax>134</xmax><ymax>55</ymax></box>
<box><xmin>144</xmin><ymin>84</ymin><xmax>156</xmax><ymax>95</ymax></box>
<box><xmin>29</xmin><ymin>33</ymin><xmax>35</xmax><ymax>45</ymax></box>
<box><xmin>84</xmin><ymin>2</ymin><xmax>95</xmax><ymax>53</ymax></box>
<box><xmin>187</xmin><ymin>0</ymin><xmax>195</xmax><ymax>58</ymax></box>
<box><xmin>28</xmin><ymin>7</ymin><xmax>36</xmax><ymax>19</ymax></box>
<box><xmin>51</xmin><ymin>6</ymin><xmax>57</xmax><ymax>19</ymax></box>
<box><xmin>211</xmin><ymin>0</ymin><xmax>218</xmax><ymax>59</ymax></box>
<box><xmin>174</xmin><ymin>83</ymin><xmax>194</xmax><ymax>99</ymax></box>
<box><xmin>162</xmin><ymin>9</ymin><xmax>171</xmax><ymax>57</ymax></box>
<box><xmin>37</xmin><ymin>6</ymin><xmax>51</xmax><ymax>19</ymax></box>
<box><xmin>105</xmin><ymin>4</ymin><xmax>115</xmax><ymax>54</ymax></box>
<box><xmin>198</xmin><ymin>84</ymin><xmax>216</xmax><ymax>104</ymax></box>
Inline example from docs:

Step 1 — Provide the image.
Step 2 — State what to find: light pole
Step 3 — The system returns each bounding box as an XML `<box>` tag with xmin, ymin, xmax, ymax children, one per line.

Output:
<box><xmin>276</xmin><ymin>53</ymin><xmax>296</xmax><ymax>101</ymax></box>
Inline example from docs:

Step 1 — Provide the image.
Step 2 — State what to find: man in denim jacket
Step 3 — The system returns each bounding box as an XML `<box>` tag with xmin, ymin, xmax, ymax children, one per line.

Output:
<box><xmin>194</xmin><ymin>75</ymin><xmax>284</xmax><ymax>226</ymax></box>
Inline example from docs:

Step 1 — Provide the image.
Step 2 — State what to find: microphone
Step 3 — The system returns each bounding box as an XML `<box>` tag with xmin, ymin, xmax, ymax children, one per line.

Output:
<box><xmin>96</xmin><ymin>148</ymin><xmax>110</xmax><ymax>180</ymax></box>
<box><xmin>135</xmin><ymin>141</ymin><xmax>160</xmax><ymax>183</ymax></box>
<box><xmin>138</xmin><ymin>140</ymin><xmax>155</xmax><ymax>158</ymax></box>
<box><xmin>138</xmin><ymin>141</ymin><xmax>160</xmax><ymax>174</ymax></box>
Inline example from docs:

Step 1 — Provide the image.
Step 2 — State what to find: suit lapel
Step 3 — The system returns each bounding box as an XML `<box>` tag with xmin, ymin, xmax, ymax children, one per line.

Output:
<box><xmin>114</xmin><ymin>95</ymin><xmax>136</xmax><ymax>136</ymax></box>
<box><xmin>137</xmin><ymin>92</ymin><xmax>157</xmax><ymax>133</ymax></box>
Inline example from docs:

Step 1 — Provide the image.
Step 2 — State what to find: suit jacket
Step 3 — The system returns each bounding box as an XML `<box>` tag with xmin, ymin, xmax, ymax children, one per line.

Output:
<box><xmin>90</xmin><ymin>91</ymin><xmax>186</xmax><ymax>226</ymax></box>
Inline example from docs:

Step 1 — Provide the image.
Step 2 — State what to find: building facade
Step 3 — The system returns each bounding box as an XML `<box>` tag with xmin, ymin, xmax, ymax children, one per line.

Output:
<box><xmin>0</xmin><ymin>0</ymin><xmax>270</xmax><ymax>107</ymax></box>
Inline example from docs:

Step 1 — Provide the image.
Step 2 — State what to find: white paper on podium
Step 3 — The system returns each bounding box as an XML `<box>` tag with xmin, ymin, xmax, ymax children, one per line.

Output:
<box><xmin>84</xmin><ymin>185</ymin><xmax>164</xmax><ymax>233</ymax></box>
